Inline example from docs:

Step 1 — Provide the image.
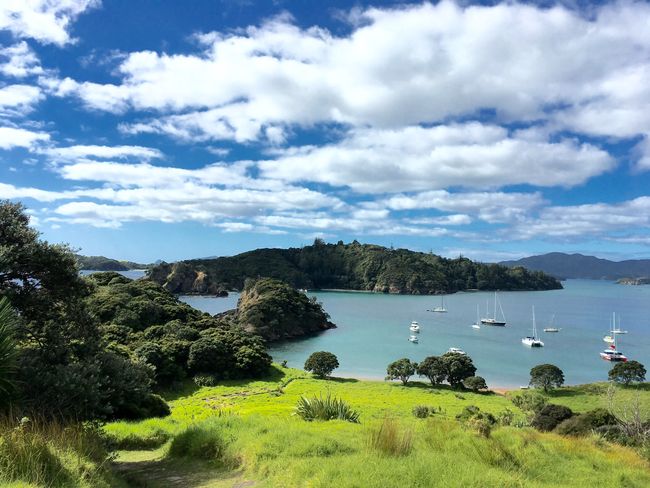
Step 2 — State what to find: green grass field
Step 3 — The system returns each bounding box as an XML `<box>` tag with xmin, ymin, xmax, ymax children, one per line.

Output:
<box><xmin>101</xmin><ymin>366</ymin><xmax>650</xmax><ymax>488</ymax></box>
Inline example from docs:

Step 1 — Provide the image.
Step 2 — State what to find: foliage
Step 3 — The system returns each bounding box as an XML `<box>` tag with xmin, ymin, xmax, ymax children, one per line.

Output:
<box><xmin>295</xmin><ymin>393</ymin><xmax>360</xmax><ymax>423</ymax></box>
<box><xmin>608</xmin><ymin>361</ymin><xmax>646</xmax><ymax>386</ymax></box>
<box><xmin>531</xmin><ymin>404</ymin><xmax>574</xmax><ymax>432</ymax></box>
<box><xmin>416</xmin><ymin>356</ymin><xmax>446</xmax><ymax>385</ymax></box>
<box><xmin>0</xmin><ymin>297</ymin><xmax>18</xmax><ymax>402</ymax></box>
<box><xmin>529</xmin><ymin>364</ymin><xmax>565</xmax><ymax>392</ymax></box>
<box><xmin>148</xmin><ymin>240</ymin><xmax>562</xmax><ymax>295</ymax></box>
<box><xmin>0</xmin><ymin>416</ymin><xmax>114</xmax><ymax>487</ymax></box>
<box><xmin>456</xmin><ymin>405</ymin><xmax>496</xmax><ymax>438</ymax></box>
<box><xmin>386</xmin><ymin>358</ymin><xmax>416</xmax><ymax>385</ymax></box>
<box><xmin>304</xmin><ymin>351</ymin><xmax>339</xmax><ymax>378</ymax></box>
<box><xmin>367</xmin><ymin>418</ymin><xmax>413</xmax><ymax>456</ymax></box>
<box><xmin>555</xmin><ymin>408</ymin><xmax>618</xmax><ymax>436</ymax></box>
<box><xmin>412</xmin><ymin>405</ymin><xmax>436</xmax><ymax>418</ymax></box>
<box><xmin>168</xmin><ymin>419</ymin><xmax>233</xmax><ymax>465</ymax></box>
<box><xmin>236</xmin><ymin>278</ymin><xmax>334</xmax><ymax>341</ymax></box>
<box><xmin>510</xmin><ymin>390</ymin><xmax>548</xmax><ymax>414</ymax></box>
<box><xmin>441</xmin><ymin>352</ymin><xmax>477</xmax><ymax>387</ymax></box>
<box><xmin>193</xmin><ymin>374</ymin><xmax>219</xmax><ymax>387</ymax></box>
<box><xmin>463</xmin><ymin>376</ymin><xmax>488</xmax><ymax>392</ymax></box>
<box><xmin>76</xmin><ymin>254</ymin><xmax>147</xmax><ymax>271</ymax></box>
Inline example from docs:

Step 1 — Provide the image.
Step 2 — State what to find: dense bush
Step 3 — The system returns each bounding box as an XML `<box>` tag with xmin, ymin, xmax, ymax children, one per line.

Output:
<box><xmin>295</xmin><ymin>393</ymin><xmax>360</xmax><ymax>423</ymax></box>
<box><xmin>386</xmin><ymin>358</ymin><xmax>417</xmax><ymax>385</ymax></box>
<box><xmin>304</xmin><ymin>351</ymin><xmax>339</xmax><ymax>378</ymax></box>
<box><xmin>511</xmin><ymin>391</ymin><xmax>548</xmax><ymax>414</ymax></box>
<box><xmin>531</xmin><ymin>404</ymin><xmax>573</xmax><ymax>432</ymax></box>
<box><xmin>463</xmin><ymin>376</ymin><xmax>488</xmax><ymax>392</ymax></box>
<box><xmin>194</xmin><ymin>374</ymin><xmax>219</xmax><ymax>387</ymax></box>
<box><xmin>555</xmin><ymin>408</ymin><xmax>617</xmax><ymax>436</ymax></box>
<box><xmin>608</xmin><ymin>361</ymin><xmax>646</xmax><ymax>385</ymax></box>
<box><xmin>529</xmin><ymin>364</ymin><xmax>564</xmax><ymax>392</ymax></box>
<box><xmin>412</xmin><ymin>405</ymin><xmax>432</xmax><ymax>418</ymax></box>
<box><xmin>456</xmin><ymin>405</ymin><xmax>497</xmax><ymax>438</ymax></box>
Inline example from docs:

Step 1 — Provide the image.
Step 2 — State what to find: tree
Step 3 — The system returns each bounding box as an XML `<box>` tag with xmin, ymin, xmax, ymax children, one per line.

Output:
<box><xmin>0</xmin><ymin>297</ymin><xmax>18</xmax><ymax>403</ymax></box>
<box><xmin>531</xmin><ymin>404</ymin><xmax>573</xmax><ymax>432</ymax></box>
<box><xmin>386</xmin><ymin>358</ymin><xmax>416</xmax><ymax>385</ymax></box>
<box><xmin>417</xmin><ymin>356</ymin><xmax>446</xmax><ymax>385</ymax></box>
<box><xmin>441</xmin><ymin>352</ymin><xmax>476</xmax><ymax>387</ymax></box>
<box><xmin>304</xmin><ymin>351</ymin><xmax>339</xmax><ymax>378</ymax></box>
<box><xmin>463</xmin><ymin>376</ymin><xmax>488</xmax><ymax>392</ymax></box>
<box><xmin>608</xmin><ymin>361</ymin><xmax>646</xmax><ymax>386</ymax></box>
<box><xmin>529</xmin><ymin>364</ymin><xmax>564</xmax><ymax>392</ymax></box>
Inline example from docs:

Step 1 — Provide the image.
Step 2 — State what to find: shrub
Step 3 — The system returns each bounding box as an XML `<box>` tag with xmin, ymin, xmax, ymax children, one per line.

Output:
<box><xmin>555</xmin><ymin>408</ymin><xmax>618</xmax><ymax>436</ymax></box>
<box><xmin>529</xmin><ymin>364</ymin><xmax>564</xmax><ymax>392</ymax></box>
<box><xmin>531</xmin><ymin>404</ymin><xmax>573</xmax><ymax>432</ymax></box>
<box><xmin>417</xmin><ymin>356</ymin><xmax>446</xmax><ymax>385</ymax></box>
<box><xmin>386</xmin><ymin>358</ymin><xmax>416</xmax><ymax>385</ymax></box>
<box><xmin>412</xmin><ymin>405</ymin><xmax>431</xmax><ymax>418</ymax></box>
<box><xmin>608</xmin><ymin>360</ymin><xmax>646</xmax><ymax>386</ymax></box>
<box><xmin>463</xmin><ymin>376</ymin><xmax>488</xmax><ymax>392</ymax></box>
<box><xmin>194</xmin><ymin>374</ymin><xmax>219</xmax><ymax>387</ymax></box>
<box><xmin>368</xmin><ymin>418</ymin><xmax>413</xmax><ymax>456</ymax></box>
<box><xmin>456</xmin><ymin>405</ymin><xmax>496</xmax><ymax>438</ymax></box>
<box><xmin>187</xmin><ymin>338</ymin><xmax>229</xmax><ymax>375</ymax></box>
<box><xmin>295</xmin><ymin>393</ymin><xmax>360</xmax><ymax>423</ymax></box>
<box><xmin>496</xmin><ymin>408</ymin><xmax>516</xmax><ymax>426</ymax></box>
<box><xmin>511</xmin><ymin>391</ymin><xmax>547</xmax><ymax>414</ymax></box>
<box><xmin>304</xmin><ymin>351</ymin><xmax>339</xmax><ymax>378</ymax></box>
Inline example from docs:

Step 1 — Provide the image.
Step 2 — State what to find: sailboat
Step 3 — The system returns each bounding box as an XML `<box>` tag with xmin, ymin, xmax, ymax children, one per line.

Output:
<box><xmin>600</xmin><ymin>316</ymin><xmax>627</xmax><ymax>362</ymax></box>
<box><xmin>481</xmin><ymin>291</ymin><xmax>506</xmax><ymax>326</ymax></box>
<box><xmin>612</xmin><ymin>314</ymin><xmax>628</xmax><ymax>334</ymax></box>
<box><xmin>431</xmin><ymin>295</ymin><xmax>447</xmax><ymax>313</ymax></box>
<box><xmin>522</xmin><ymin>306</ymin><xmax>544</xmax><ymax>347</ymax></box>
<box><xmin>471</xmin><ymin>304</ymin><xmax>481</xmax><ymax>329</ymax></box>
<box><xmin>543</xmin><ymin>314</ymin><xmax>561</xmax><ymax>333</ymax></box>
<box><xmin>603</xmin><ymin>312</ymin><xmax>620</xmax><ymax>343</ymax></box>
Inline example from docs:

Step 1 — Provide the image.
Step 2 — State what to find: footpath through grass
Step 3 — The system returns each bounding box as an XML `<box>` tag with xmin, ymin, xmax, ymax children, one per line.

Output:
<box><xmin>104</xmin><ymin>365</ymin><xmax>650</xmax><ymax>488</ymax></box>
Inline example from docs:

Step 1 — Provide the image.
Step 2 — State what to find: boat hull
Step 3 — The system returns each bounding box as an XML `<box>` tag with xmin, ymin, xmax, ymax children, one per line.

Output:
<box><xmin>600</xmin><ymin>352</ymin><xmax>627</xmax><ymax>362</ymax></box>
<box><xmin>481</xmin><ymin>319</ymin><xmax>506</xmax><ymax>326</ymax></box>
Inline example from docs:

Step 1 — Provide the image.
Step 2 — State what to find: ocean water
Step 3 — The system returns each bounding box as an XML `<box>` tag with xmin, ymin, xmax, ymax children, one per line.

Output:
<box><xmin>180</xmin><ymin>280</ymin><xmax>650</xmax><ymax>387</ymax></box>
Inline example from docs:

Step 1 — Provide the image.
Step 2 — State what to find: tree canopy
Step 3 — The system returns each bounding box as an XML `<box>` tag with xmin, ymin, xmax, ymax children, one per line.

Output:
<box><xmin>530</xmin><ymin>364</ymin><xmax>565</xmax><ymax>392</ymax></box>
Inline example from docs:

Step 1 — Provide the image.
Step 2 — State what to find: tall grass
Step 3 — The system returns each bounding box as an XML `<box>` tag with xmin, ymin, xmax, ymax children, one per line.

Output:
<box><xmin>0</xmin><ymin>296</ymin><xmax>18</xmax><ymax>400</ymax></box>
<box><xmin>295</xmin><ymin>393</ymin><xmax>360</xmax><ymax>423</ymax></box>
<box><xmin>367</xmin><ymin>418</ymin><xmax>413</xmax><ymax>456</ymax></box>
<box><xmin>0</xmin><ymin>416</ymin><xmax>113</xmax><ymax>487</ymax></box>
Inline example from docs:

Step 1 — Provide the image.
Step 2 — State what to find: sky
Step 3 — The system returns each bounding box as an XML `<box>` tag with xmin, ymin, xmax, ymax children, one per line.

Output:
<box><xmin>1</xmin><ymin>0</ymin><xmax>650</xmax><ymax>263</ymax></box>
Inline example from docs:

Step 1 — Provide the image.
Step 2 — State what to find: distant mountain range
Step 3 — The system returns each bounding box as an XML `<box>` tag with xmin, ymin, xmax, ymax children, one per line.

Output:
<box><xmin>76</xmin><ymin>255</ymin><xmax>149</xmax><ymax>271</ymax></box>
<box><xmin>499</xmin><ymin>253</ymin><xmax>650</xmax><ymax>280</ymax></box>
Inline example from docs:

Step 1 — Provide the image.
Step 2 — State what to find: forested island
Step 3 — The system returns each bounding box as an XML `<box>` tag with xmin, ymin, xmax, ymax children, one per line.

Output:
<box><xmin>76</xmin><ymin>254</ymin><xmax>149</xmax><ymax>271</ymax></box>
<box><xmin>147</xmin><ymin>240</ymin><xmax>562</xmax><ymax>295</ymax></box>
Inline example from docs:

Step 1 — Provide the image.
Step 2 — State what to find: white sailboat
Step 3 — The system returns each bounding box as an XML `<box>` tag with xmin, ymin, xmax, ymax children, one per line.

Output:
<box><xmin>431</xmin><ymin>295</ymin><xmax>447</xmax><ymax>313</ymax></box>
<box><xmin>543</xmin><ymin>314</ymin><xmax>561</xmax><ymax>333</ymax></box>
<box><xmin>600</xmin><ymin>316</ymin><xmax>627</xmax><ymax>362</ymax></box>
<box><xmin>471</xmin><ymin>304</ymin><xmax>481</xmax><ymax>329</ymax></box>
<box><xmin>481</xmin><ymin>291</ymin><xmax>506</xmax><ymax>326</ymax></box>
<box><xmin>603</xmin><ymin>312</ymin><xmax>623</xmax><ymax>343</ymax></box>
<box><xmin>522</xmin><ymin>306</ymin><xmax>544</xmax><ymax>347</ymax></box>
<box><xmin>612</xmin><ymin>314</ymin><xmax>628</xmax><ymax>334</ymax></box>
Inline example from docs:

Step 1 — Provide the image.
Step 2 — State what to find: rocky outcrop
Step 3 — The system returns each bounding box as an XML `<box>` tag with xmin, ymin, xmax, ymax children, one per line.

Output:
<box><xmin>147</xmin><ymin>261</ymin><xmax>228</xmax><ymax>296</ymax></box>
<box><xmin>616</xmin><ymin>277</ymin><xmax>650</xmax><ymax>285</ymax></box>
<box><xmin>234</xmin><ymin>278</ymin><xmax>335</xmax><ymax>342</ymax></box>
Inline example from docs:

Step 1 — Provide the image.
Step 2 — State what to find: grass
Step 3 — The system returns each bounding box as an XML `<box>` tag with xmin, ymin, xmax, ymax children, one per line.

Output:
<box><xmin>102</xmin><ymin>365</ymin><xmax>650</xmax><ymax>487</ymax></box>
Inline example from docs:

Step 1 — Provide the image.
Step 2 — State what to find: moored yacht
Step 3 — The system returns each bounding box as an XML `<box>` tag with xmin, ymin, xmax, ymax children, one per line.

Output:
<box><xmin>481</xmin><ymin>291</ymin><xmax>506</xmax><ymax>326</ymax></box>
<box><xmin>431</xmin><ymin>295</ymin><xmax>447</xmax><ymax>313</ymax></box>
<box><xmin>447</xmin><ymin>347</ymin><xmax>466</xmax><ymax>355</ymax></box>
<box><xmin>522</xmin><ymin>306</ymin><xmax>544</xmax><ymax>347</ymax></box>
<box><xmin>409</xmin><ymin>321</ymin><xmax>420</xmax><ymax>333</ymax></box>
<box><xmin>600</xmin><ymin>345</ymin><xmax>627</xmax><ymax>362</ymax></box>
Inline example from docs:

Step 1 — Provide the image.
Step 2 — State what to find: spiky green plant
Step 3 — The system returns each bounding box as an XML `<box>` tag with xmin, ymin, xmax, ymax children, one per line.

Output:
<box><xmin>295</xmin><ymin>393</ymin><xmax>360</xmax><ymax>423</ymax></box>
<box><xmin>0</xmin><ymin>296</ymin><xmax>18</xmax><ymax>400</ymax></box>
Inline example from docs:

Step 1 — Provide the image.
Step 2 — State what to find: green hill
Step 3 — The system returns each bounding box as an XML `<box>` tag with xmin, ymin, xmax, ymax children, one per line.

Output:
<box><xmin>147</xmin><ymin>240</ymin><xmax>562</xmax><ymax>294</ymax></box>
<box><xmin>76</xmin><ymin>254</ymin><xmax>149</xmax><ymax>271</ymax></box>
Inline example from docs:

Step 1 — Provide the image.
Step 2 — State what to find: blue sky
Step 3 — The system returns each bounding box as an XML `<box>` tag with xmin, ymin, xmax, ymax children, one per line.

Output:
<box><xmin>2</xmin><ymin>0</ymin><xmax>650</xmax><ymax>263</ymax></box>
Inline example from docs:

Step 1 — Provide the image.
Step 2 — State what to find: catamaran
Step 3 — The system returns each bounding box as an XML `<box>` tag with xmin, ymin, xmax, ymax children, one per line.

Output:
<box><xmin>481</xmin><ymin>291</ymin><xmax>506</xmax><ymax>326</ymax></box>
<box><xmin>522</xmin><ymin>306</ymin><xmax>544</xmax><ymax>347</ymax></box>
<box><xmin>600</xmin><ymin>313</ymin><xmax>627</xmax><ymax>362</ymax></box>
<box><xmin>431</xmin><ymin>295</ymin><xmax>447</xmax><ymax>313</ymax></box>
<box><xmin>409</xmin><ymin>321</ymin><xmax>420</xmax><ymax>333</ymax></box>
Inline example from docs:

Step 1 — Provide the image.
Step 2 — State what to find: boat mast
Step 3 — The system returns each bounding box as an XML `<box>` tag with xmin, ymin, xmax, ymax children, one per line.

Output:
<box><xmin>493</xmin><ymin>292</ymin><xmax>497</xmax><ymax>320</ymax></box>
<box><xmin>532</xmin><ymin>305</ymin><xmax>536</xmax><ymax>338</ymax></box>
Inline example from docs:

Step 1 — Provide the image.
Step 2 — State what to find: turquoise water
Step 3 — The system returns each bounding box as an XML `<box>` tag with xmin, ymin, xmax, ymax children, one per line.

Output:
<box><xmin>181</xmin><ymin>280</ymin><xmax>650</xmax><ymax>387</ymax></box>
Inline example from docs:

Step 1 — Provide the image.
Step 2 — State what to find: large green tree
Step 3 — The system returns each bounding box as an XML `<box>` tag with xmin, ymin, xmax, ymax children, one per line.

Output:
<box><xmin>608</xmin><ymin>361</ymin><xmax>646</xmax><ymax>386</ymax></box>
<box><xmin>386</xmin><ymin>358</ymin><xmax>416</xmax><ymax>385</ymax></box>
<box><xmin>529</xmin><ymin>364</ymin><xmax>564</xmax><ymax>392</ymax></box>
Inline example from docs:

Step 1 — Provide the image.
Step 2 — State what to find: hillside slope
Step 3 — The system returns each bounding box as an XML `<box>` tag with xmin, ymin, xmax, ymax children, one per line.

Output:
<box><xmin>147</xmin><ymin>241</ymin><xmax>562</xmax><ymax>294</ymax></box>
<box><xmin>500</xmin><ymin>252</ymin><xmax>650</xmax><ymax>280</ymax></box>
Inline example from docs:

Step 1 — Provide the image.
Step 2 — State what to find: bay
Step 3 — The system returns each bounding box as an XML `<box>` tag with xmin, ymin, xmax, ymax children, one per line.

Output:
<box><xmin>180</xmin><ymin>279</ymin><xmax>650</xmax><ymax>388</ymax></box>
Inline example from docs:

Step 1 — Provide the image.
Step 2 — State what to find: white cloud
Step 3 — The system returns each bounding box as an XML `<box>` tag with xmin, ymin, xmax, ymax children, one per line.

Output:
<box><xmin>0</xmin><ymin>126</ymin><xmax>49</xmax><ymax>149</ymax></box>
<box><xmin>44</xmin><ymin>144</ymin><xmax>163</xmax><ymax>161</ymax></box>
<box><xmin>58</xmin><ymin>0</ymin><xmax>650</xmax><ymax>148</ymax></box>
<box><xmin>0</xmin><ymin>84</ymin><xmax>43</xmax><ymax>114</ymax></box>
<box><xmin>0</xmin><ymin>42</ymin><xmax>43</xmax><ymax>77</ymax></box>
<box><xmin>259</xmin><ymin>124</ymin><xmax>613</xmax><ymax>192</ymax></box>
<box><xmin>0</xmin><ymin>0</ymin><xmax>100</xmax><ymax>46</ymax></box>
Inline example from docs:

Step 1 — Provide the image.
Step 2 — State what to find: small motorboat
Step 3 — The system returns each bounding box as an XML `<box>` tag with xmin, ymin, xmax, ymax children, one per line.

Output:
<box><xmin>409</xmin><ymin>321</ymin><xmax>420</xmax><ymax>333</ymax></box>
<box><xmin>471</xmin><ymin>324</ymin><xmax>481</xmax><ymax>330</ymax></box>
<box><xmin>543</xmin><ymin>327</ymin><xmax>561</xmax><ymax>333</ymax></box>
<box><xmin>447</xmin><ymin>347</ymin><xmax>466</xmax><ymax>355</ymax></box>
<box><xmin>408</xmin><ymin>335</ymin><xmax>419</xmax><ymax>343</ymax></box>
